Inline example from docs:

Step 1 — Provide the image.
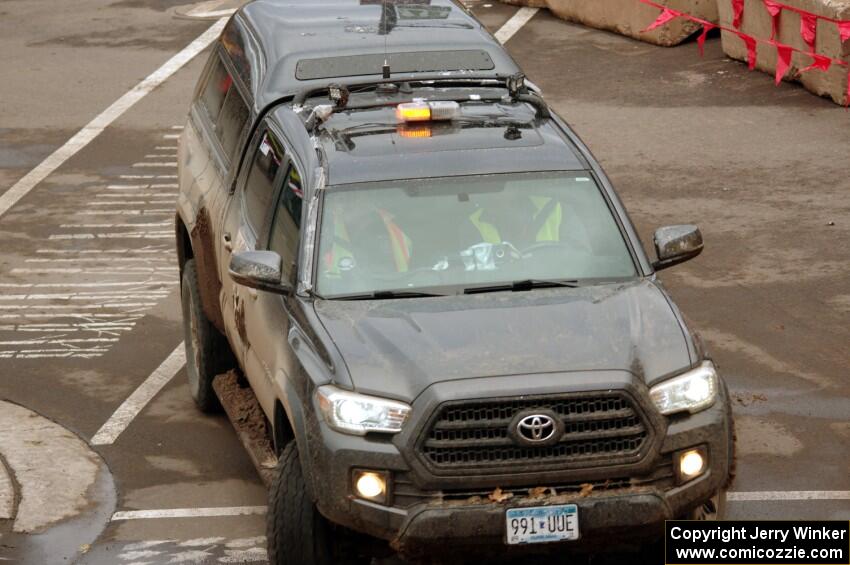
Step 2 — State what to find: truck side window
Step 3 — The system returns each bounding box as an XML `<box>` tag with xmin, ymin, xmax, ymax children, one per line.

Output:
<box><xmin>200</xmin><ymin>56</ymin><xmax>230</xmax><ymax>124</ymax></box>
<box><xmin>269</xmin><ymin>166</ymin><xmax>303</xmax><ymax>277</ymax></box>
<box><xmin>199</xmin><ymin>53</ymin><xmax>249</xmax><ymax>164</ymax></box>
<box><xmin>243</xmin><ymin>131</ymin><xmax>284</xmax><ymax>232</ymax></box>
<box><xmin>218</xmin><ymin>86</ymin><xmax>249</xmax><ymax>162</ymax></box>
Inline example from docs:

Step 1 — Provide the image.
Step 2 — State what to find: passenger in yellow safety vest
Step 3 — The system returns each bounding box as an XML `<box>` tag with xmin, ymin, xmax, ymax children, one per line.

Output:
<box><xmin>468</xmin><ymin>195</ymin><xmax>563</xmax><ymax>246</ymax></box>
<box><xmin>322</xmin><ymin>207</ymin><xmax>412</xmax><ymax>276</ymax></box>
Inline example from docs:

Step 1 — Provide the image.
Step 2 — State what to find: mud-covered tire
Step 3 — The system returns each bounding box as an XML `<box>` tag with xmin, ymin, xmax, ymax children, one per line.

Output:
<box><xmin>267</xmin><ymin>442</ymin><xmax>370</xmax><ymax>565</ymax></box>
<box><xmin>181</xmin><ymin>258</ymin><xmax>231</xmax><ymax>413</ymax></box>
<box><xmin>687</xmin><ymin>488</ymin><xmax>727</xmax><ymax>520</ymax></box>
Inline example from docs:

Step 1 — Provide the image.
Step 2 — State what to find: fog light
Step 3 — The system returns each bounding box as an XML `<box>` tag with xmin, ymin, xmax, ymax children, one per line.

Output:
<box><xmin>353</xmin><ymin>470</ymin><xmax>388</xmax><ymax>503</ymax></box>
<box><xmin>678</xmin><ymin>448</ymin><xmax>707</xmax><ymax>481</ymax></box>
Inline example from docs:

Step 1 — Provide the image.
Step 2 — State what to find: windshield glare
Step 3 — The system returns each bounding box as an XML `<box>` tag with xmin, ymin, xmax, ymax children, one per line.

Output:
<box><xmin>315</xmin><ymin>173</ymin><xmax>637</xmax><ymax>297</ymax></box>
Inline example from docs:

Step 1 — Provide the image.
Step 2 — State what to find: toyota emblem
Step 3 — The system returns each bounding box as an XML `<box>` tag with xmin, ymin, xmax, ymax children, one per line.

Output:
<box><xmin>517</xmin><ymin>414</ymin><xmax>557</xmax><ymax>443</ymax></box>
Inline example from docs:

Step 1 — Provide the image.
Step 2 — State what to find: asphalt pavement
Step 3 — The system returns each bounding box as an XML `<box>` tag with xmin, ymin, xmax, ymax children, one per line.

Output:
<box><xmin>0</xmin><ymin>0</ymin><xmax>847</xmax><ymax>563</ymax></box>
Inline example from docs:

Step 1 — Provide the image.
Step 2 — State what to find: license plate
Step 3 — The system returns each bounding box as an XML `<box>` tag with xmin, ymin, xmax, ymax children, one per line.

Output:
<box><xmin>505</xmin><ymin>504</ymin><xmax>579</xmax><ymax>545</ymax></box>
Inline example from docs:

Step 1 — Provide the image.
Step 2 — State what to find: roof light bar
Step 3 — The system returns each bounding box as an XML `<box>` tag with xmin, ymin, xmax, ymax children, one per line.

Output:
<box><xmin>396</xmin><ymin>101</ymin><xmax>460</xmax><ymax>123</ymax></box>
<box><xmin>396</xmin><ymin>103</ymin><xmax>432</xmax><ymax>122</ymax></box>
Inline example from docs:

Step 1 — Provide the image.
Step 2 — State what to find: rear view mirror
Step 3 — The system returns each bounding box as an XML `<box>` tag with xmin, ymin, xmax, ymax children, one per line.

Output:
<box><xmin>653</xmin><ymin>225</ymin><xmax>703</xmax><ymax>271</ymax></box>
<box><xmin>229</xmin><ymin>250</ymin><xmax>292</xmax><ymax>295</ymax></box>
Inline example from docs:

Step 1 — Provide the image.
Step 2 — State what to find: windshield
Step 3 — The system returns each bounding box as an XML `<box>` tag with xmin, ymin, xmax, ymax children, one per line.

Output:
<box><xmin>315</xmin><ymin>172</ymin><xmax>637</xmax><ymax>298</ymax></box>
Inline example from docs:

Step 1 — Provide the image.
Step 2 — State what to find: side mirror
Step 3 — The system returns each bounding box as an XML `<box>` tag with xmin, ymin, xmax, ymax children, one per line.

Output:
<box><xmin>653</xmin><ymin>225</ymin><xmax>703</xmax><ymax>271</ymax></box>
<box><xmin>228</xmin><ymin>250</ymin><xmax>292</xmax><ymax>295</ymax></box>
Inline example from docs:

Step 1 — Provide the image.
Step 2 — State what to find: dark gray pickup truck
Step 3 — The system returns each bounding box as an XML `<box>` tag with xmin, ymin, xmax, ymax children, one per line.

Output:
<box><xmin>174</xmin><ymin>1</ymin><xmax>734</xmax><ymax>562</ymax></box>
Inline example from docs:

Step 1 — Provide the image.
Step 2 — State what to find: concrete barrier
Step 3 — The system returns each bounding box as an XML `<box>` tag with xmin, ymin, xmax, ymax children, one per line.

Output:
<box><xmin>544</xmin><ymin>0</ymin><xmax>719</xmax><ymax>46</ymax></box>
<box><xmin>717</xmin><ymin>0</ymin><xmax>850</xmax><ymax>104</ymax></box>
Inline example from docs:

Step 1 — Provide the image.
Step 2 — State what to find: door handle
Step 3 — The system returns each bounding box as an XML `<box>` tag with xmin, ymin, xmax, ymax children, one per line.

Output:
<box><xmin>222</xmin><ymin>232</ymin><xmax>233</xmax><ymax>252</ymax></box>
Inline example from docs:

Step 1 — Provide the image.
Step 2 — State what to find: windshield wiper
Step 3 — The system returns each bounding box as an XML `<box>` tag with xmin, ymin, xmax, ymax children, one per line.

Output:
<box><xmin>463</xmin><ymin>279</ymin><xmax>580</xmax><ymax>295</ymax></box>
<box><xmin>332</xmin><ymin>290</ymin><xmax>449</xmax><ymax>301</ymax></box>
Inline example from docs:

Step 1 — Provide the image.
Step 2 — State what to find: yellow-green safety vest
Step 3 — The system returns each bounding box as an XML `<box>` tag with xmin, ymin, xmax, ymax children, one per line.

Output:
<box><xmin>469</xmin><ymin>196</ymin><xmax>562</xmax><ymax>244</ymax></box>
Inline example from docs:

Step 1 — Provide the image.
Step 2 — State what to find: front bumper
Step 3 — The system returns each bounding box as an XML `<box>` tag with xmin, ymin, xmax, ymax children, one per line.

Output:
<box><xmin>300</xmin><ymin>371</ymin><xmax>733</xmax><ymax>554</ymax></box>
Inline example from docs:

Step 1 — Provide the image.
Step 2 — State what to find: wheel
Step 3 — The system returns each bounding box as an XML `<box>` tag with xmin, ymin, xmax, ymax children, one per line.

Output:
<box><xmin>180</xmin><ymin>258</ymin><xmax>231</xmax><ymax>413</ymax></box>
<box><xmin>267</xmin><ymin>442</ymin><xmax>371</xmax><ymax>565</ymax></box>
<box><xmin>687</xmin><ymin>488</ymin><xmax>726</xmax><ymax>520</ymax></box>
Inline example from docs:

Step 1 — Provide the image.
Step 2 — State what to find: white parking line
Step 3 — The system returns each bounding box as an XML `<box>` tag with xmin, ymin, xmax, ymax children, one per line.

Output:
<box><xmin>35</xmin><ymin>247</ymin><xmax>168</xmax><ymax>254</ymax></box>
<box><xmin>112</xmin><ymin>506</ymin><xmax>266</xmax><ymax>520</ymax></box>
<box><xmin>98</xmin><ymin>192</ymin><xmax>175</xmax><ymax>197</ymax></box>
<box><xmin>0</xmin><ymin>280</ymin><xmax>170</xmax><ymax>287</ymax></box>
<box><xmin>132</xmin><ymin>162</ymin><xmax>178</xmax><ymax>168</ymax></box>
<box><xmin>80</xmin><ymin>210</ymin><xmax>171</xmax><ymax>216</ymax></box>
<box><xmin>0</xmin><ymin>292</ymin><xmax>167</xmax><ymax>300</ymax></box>
<box><xmin>90</xmin><ymin>200</ymin><xmax>154</xmax><ymax>206</ymax></box>
<box><xmin>728</xmin><ymin>491</ymin><xmax>850</xmax><ymax>502</ymax></box>
<box><xmin>188</xmin><ymin>8</ymin><xmax>238</xmax><ymax>19</ymax></box>
<box><xmin>0</xmin><ymin>338</ymin><xmax>119</xmax><ymax>346</ymax></box>
<box><xmin>56</xmin><ymin>222</ymin><xmax>172</xmax><ymax>228</ymax></box>
<box><xmin>0</xmin><ymin>19</ymin><xmax>226</xmax><ymax>220</ymax></box>
<box><xmin>12</xmin><ymin>266</ymin><xmax>174</xmax><ymax>274</ymax></box>
<box><xmin>108</xmin><ymin>492</ymin><xmax>850</xmax><ymax>523</ymax></box>
<box><xmin>0</xmin><ymin>303</ymin><xmax>158</xmax><ymax>310</ymax></box>
<box><xmin>0</xmin><ymin>314</ymin><xmax>144</xmax><ymax>320</ymax></box>
<box><xmin>494</xmin><ymin>7</ymin><xmax>539</xmax><ymax>44</ymax></box>
<box><xmin>48</xmin><ymin>232</ymin><xmax>173</xmax><ymax>239</ymax></box>
<box><xmin>91</xmin><ymin>343</ymin><xmax>186</xmax><ymax>445</ymax></box>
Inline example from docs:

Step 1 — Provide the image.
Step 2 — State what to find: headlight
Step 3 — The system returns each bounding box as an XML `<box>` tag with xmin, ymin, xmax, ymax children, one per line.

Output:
<box><xmin>316</xmin><ymin>385</ymin><xmax>410</xmax><ymax>435</ymax></box>
<box><xmin>650</xmin><ymin>361</ymin><xmax>718</xmax><ymax>416</ymax></box>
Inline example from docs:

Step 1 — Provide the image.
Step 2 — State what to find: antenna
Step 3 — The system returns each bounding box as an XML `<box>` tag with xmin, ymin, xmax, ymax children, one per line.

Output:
<box><xmin>382</xmin><ymin>0</ymin><xmax>391</xmax><ymax>79</ymax></box>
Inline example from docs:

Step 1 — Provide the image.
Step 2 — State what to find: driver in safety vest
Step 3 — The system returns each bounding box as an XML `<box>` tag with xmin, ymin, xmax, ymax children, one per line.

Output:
<box><xmin>322</xmin><ymin>207</ymin><xmax>412</xmax><ymax>277</ymax></box>
<box><xmin>468</xmin><ymin>195</ymin><xmax>563</xmax><ymax>247</ymax></box>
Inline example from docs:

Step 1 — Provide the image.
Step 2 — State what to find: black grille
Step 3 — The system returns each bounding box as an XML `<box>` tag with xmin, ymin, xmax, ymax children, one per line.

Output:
<box><xmin>419</xmin><ymin>393</ymin><xmax>649</xmax><ymax>471</ymax></box>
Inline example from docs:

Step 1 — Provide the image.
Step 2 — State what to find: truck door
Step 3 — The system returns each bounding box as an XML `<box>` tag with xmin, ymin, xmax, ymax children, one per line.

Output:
<box><xmin>239</xmin><ymin>160</ymin><xmax>304</xmax><ymax>419</ymax></box>
<box><xmin>219</xmin><ymin>126</ymin><xmax>286</xmax><ymax>402</ymax></box>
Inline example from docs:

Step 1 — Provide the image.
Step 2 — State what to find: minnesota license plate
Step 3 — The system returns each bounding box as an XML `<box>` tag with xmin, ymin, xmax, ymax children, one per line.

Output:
<box><xmin>505</xmin><ymin>504</ymin><xmax>579</xmax><ymax>545</ymax></box>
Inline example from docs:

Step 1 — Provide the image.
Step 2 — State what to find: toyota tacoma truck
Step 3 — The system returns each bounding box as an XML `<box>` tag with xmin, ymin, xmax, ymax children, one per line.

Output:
<box><xmin>174</xmin><ymin>1</ymin><xmax>734</xmax><ymax>563</ymax></box>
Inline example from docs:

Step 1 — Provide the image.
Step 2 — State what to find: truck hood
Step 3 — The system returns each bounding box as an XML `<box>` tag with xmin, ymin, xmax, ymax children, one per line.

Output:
<box><xmin>313</xmin><ymin>280</ymin><xmax>693</xmax><ymax>403</ymax></box>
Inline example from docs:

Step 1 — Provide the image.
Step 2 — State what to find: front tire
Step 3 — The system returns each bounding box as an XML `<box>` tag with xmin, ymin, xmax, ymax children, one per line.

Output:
<box><xmin>267</xmin><ymin>442</ymin><xmax>370</xmax><ymax>565</ymax></box>
<box><xmin>180</xmin><ymin>258</ymin><xmax>231</xmax><ymax>412</ymax></box>
<box><xmin>687</xmin><ymin>489</ymin><xmax>726</xmax><ymax>520</ymax></box>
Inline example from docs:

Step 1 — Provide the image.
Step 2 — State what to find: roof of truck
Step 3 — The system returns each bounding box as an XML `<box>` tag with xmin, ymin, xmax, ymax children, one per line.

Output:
<box><xmin>272</xmin><ymin>99</ymin><xmax>588</xmax><ymax>186</ymax></box>
<box><xmin>228</xmin><ymin>0</ymin><xmax>523</xmax><ymax>110</ymax></box>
